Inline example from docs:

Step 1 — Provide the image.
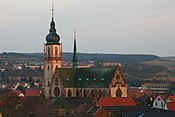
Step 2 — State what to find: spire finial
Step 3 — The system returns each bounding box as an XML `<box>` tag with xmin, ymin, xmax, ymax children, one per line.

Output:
<box><xmin>52</xmin><ymin>3</ymin><xmax>54</xmax><ymax>21</ymax></box>
<box><xmin>74</xmin><ymin>28</ymin><xmax>76</xmax><ymax>40</ymax></box>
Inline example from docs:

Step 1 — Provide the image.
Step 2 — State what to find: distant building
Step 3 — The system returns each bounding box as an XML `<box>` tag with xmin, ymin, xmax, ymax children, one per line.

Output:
<box><xmin>142</xmin><ymin>83</ymin><xmax>170</xmax><ymax>94</ymax></box>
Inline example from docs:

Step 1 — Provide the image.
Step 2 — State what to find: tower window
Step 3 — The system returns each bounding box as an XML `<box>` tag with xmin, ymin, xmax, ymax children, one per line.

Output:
<box><xmin>55</xmin><ymin>47</ymin><xmax>58</xmax><ymax>55</ymax></box>
<box><xmin>48</xmin><ymin>47</ymin><xmax>50</xmax><ymax>56</ymax></box>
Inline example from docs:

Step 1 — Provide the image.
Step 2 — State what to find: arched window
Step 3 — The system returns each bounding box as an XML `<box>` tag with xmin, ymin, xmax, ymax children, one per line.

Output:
<box><xmin>48</xmin><ymin>47</ymin><xmax>50</xmax><ymax>56</ymax></box>
<box><xmin>68</xmin><ymin>89</ymin><xmax>72</xmax><ymax>97</ymax></box>
<box><xmin>99</xmin><ymin>89</ymin><xmax>102</xmax><ymax>97</ymax></box>
<box><xmin>87</xmin><ymin>90</ymin><xmax>90</xmax><ymax>97</ymax></box>
<box><xmin>76</xmin><ymin>89</ymin><xmax>79</xmax><ymax>97</ymax></box>
<box><xmin>80</xmin><ymin>89</ymin><xmax>82</xmax><ymax>97</ymax></box>
<box><xmin>55</xmin><ymin>47</ymin><xmax>58</xmax><ymax>55</ymax></box>
<box><xmin>83</xmin><ymin>89</ymin><xmax>86</xmax><ymax>98</ymax></box>
<box><xmin>91</xmin><ymin>90</ymin><xmax>94</xmax><ymax>97</ymax></box>
<box><xmin>103</xmin><ymin>90</ymin><xmax>106</xmax><ymax>97</ymax></box>
<box><xmin>55</xmin><ymin>78</ymin><xmax>58</xmax><ymax>85</ymax></box>
<box><xmin>54</xmin><ymin>87</ymin><xmax>60</xmax><ymax>97</ymax></box>
<box><xmin>116</xmin><ymin>87</ymin><xmax>122</xmax><ymax>97</ymax></box>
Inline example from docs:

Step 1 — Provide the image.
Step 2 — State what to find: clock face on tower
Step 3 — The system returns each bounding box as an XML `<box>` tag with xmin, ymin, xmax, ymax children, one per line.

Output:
<box><xmin>54</xmin><ymin>87</ymin><xmax>60</xmax><ymax>97</ymax></box>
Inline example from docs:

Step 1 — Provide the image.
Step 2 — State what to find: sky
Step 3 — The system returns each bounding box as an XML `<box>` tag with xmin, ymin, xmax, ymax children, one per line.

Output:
<box><xmin>0</xmin><ymin>0</ymin><xmax>175</xmax><ymax>57</ymax></box>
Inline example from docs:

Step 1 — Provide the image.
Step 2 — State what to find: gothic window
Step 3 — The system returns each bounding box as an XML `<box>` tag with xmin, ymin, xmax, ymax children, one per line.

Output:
<box><xmin>83</xmin><ymin>89</ymin><xmax>87</xmax><ymax>98</ymax></box>
<box><xmin>109</xmin><ymin>90</ymin><xmax>111</xmax><ymax>97</ymax></box>
<box><xmin>55</xmin><ymin>78</ymin><xmax>58</xmax><ymax>85</ymax></box>
<box><xmin>87</xmin><ymin>90</ymin><xmax>90</xmax><ymax>97</ymax></box>
<box><xmin>54</xmin><ymin>87</ymin><xmax>60</xmax><ymax>97</ymax></box>
<box><xmin>91</xmin><ymin>90</ymin><xmax>94</xmax><ymax>97</ymax></box>
<box><xmin>68</xmin><ymin>89</ymin><xmax>72</xmax><ymax>97</ymax></box>
<box><xmin>48</xmin><ymin>47</ymin><xmax>50</xmax><ymax>56</ymax></box>
<box><xmin>102</xmin><ymin>90</ymin><xmax>106</xmax><ymax>97</ymax></box>
<box><xmin>76</xmin><ymin>89</ymin><xmax>79</xmax><ymax>97</ymax></box>
<box><xmin>116</xmin><ymin>87</ymin><xmax>122</xmax><ymax>97</ymax></box>
<box><xmin>99</xmin><ymin>89</ymin><xmax>102</xmax><ymax>98</ymax></box>
<box><xmin>48</xmin><ymin>65</ymin><xmax>50</xmax><ymax>70</ymax></box>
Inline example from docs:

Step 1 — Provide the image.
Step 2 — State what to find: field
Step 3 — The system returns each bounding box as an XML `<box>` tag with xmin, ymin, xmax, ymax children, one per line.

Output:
<box><xmin>144</xmin><ymin>58</ymin><xmax>175</xmax><ymax>81</ymax></box>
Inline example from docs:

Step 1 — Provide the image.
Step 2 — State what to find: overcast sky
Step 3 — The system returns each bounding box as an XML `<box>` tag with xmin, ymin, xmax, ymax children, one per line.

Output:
<box><xmin>0</xmin><ymin>0</ymin><xmax>175</xmax><ymax>56</ymax></box>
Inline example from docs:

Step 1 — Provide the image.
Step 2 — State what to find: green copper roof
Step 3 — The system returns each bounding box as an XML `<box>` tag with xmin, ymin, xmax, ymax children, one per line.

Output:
<box><xmin>46</xmin><ymin>18</ymin><xmax>60</xmax><ymax>44</ymax></box>
<box><xmin>55</xmin><ymin>67</ymin><xmax>116</xmax><ymax>88</ymax></box>
<box><xmin>73</xmin><ymin>39</ymin><xmax>78</xmax><ymax>70</ymax></box>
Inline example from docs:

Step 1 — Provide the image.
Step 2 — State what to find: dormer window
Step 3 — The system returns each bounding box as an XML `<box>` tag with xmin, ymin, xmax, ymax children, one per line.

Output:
<box><xmin>78</xmin><ymin>78</ymin><xmax>81</xmax><ymax>81</ymax></box>
<box><xmin>93</xmin><ymin>78</ymin><xmax>96</xmax><ymax>82</ymax></box>
<box><xmin>101</xmin><ymin>78</ymin><xmax>104</xmax><ymax>82</ymax></box>
<box><xmin>66</xmin><ymin>78</ymin><xmax>70</xmax><ymax>82</ymax></box>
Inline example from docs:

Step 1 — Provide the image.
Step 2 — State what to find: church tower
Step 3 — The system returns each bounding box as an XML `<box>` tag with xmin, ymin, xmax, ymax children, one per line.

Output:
<box><xmin>44</xmin><ymin>4</ymin><xmax>62</xmax><ymax>98</ymax></box>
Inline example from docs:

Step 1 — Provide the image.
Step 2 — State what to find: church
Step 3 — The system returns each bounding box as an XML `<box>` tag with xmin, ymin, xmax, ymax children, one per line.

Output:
<box><xmin>43</xmin><ymin>5</ymin><xmax>128</xmax><ymax>99</ymax></box>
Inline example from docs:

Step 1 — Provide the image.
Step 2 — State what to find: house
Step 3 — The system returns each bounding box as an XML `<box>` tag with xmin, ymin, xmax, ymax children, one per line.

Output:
<box><xmin>87</xmin><ymin>106</ymin><xmax>110</xmax><ymax>117</ymax></box>
<box><xmin>165</xmin><ymin>95</ymin><xmax>175</xmax><ymax>111</ymax></box>
<box><xmin>166</xmin><ymin>95</ymin><xmax>175</xmax><ymax>102</ymax></box>
<box><xmin>153</xmin><ymin>95</ymin><xmax>167</xmax><ymax>109</ymax></box>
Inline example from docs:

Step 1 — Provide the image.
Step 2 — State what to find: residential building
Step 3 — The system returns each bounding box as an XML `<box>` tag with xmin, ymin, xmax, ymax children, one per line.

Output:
<box><xmin>153</xmin><ymin>95</ymin><xmax>167</xmax><ymax>109</ymax></box>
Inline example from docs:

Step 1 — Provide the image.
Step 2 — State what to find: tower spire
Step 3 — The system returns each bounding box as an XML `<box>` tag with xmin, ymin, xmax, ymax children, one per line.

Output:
<box><xmin>73</xmin><ymin>28</ymin><xmax>78</xmax><ymax>70</ymax></box>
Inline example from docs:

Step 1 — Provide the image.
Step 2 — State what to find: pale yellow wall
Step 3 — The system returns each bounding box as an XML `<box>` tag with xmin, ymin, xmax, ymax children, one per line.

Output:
<box><xmin>44</xmin><ymin>44</ymin><xmax>62</xmax><ymax>99</ymax></box>
<box><xmin>110</xmin><ymin>87</ymin><xmax>128</xmax><ymax>97</ymax></box>
<box><xmin>64</xmin><ymin>88</ymin><xmax>109</xmax><ymax>98</ymax></box>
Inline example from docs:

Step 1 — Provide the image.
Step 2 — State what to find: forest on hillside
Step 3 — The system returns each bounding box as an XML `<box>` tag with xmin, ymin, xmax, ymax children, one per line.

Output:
<box><xmin>0</xmin><ymin>52</ymin><xmax>160</xmax><ymax>63</ymax></box>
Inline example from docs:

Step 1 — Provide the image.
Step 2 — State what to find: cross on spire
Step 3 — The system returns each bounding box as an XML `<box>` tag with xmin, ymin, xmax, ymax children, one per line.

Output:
<box><xmin>52</xmin><ymin>3</ymin><xmax>54</xmax><ymax>21</ymax></box>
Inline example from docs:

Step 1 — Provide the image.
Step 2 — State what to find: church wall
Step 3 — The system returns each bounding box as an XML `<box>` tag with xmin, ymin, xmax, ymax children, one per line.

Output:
<box><xmin>64</xmin><ymin>88</ymin><xmax>109</xmax><ymax>98</ymax></box>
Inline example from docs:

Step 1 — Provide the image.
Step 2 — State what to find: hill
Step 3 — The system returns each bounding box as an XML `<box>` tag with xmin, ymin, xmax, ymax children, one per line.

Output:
<box><xmin>0</xmin><ymin>52</ymin><xmax>160</xmax><ymax>63</ymax></box>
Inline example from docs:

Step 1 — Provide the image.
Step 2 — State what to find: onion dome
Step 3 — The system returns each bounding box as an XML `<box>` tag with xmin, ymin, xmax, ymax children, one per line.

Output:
<box><xmin>46</xmin><ymin>18</ymin><xmax>60</xmax><ymax>44</ymax></box>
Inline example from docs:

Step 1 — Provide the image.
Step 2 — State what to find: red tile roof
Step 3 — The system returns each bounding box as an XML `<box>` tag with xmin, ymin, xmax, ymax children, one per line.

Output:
<box><xmin>154</xmin><ymin>95</ymin><xmax>168</xmax><ymax>102</ymax></box>
<box><xmin>25</xmin><ymin>90</ymin><xmax>41</xmax><ymax>97</ymax></box>
<box><xmin>98</xmin><ymin>97</ymin><xmax>136</xmax><ymax>107</ymax></box>
<box><xmin>160</xmin><ymin>95</ymin><xmax>168</xmax><ymax>102</ymax></box>
<box><xmin>167</xmin><ymin>102</ymin><xmax>175</xmax><ymax>112</ymax></box>
<box><xmin>168</xmin><ymin>96</ymin><xmax>175</xmax><ymax>102</ymax></box>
